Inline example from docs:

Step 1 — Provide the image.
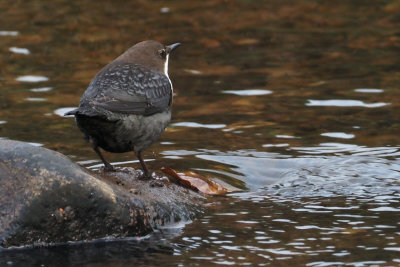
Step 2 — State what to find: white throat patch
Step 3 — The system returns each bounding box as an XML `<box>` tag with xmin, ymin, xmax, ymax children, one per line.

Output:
<box><xmin>164</xmin><ymin>54</ymin><xmax>173</xmax><ymax>90</ymax></box>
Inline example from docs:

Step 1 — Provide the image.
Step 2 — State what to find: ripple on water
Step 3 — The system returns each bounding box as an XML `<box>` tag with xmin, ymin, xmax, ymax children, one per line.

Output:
<box><xmin>0</xmin><ymin>30</ymin><xmax>19</xmax><ymax>36</ymax></box>
<box><xmin>25</xmin><ymin>97</ymin><xmax>47</xmax><ymax>102</ymax></box>
<box><xmin>320</xmin><ymin>132</ymin><xmax>355</xmax><ymax>139</ymax></box>
<box><xmin>170</xmin><ymin>122</ymin><xmax>226</xmax><ymax>129</ymax></box>
<box><xmin>87</xmin><ymin>159</ymin><xmax>154</xmax><ymax>169</ymax></box>
<box><xmin>161</xmin><ymin>150</ymin><xmax>199</xmax><ymax>156</ymax></box>
<box><xmin>368</xmin><ymin>207</ymin><xmax>400</xmax><ymax>212</ymax></box>
<box><xmin>175</xmin><ymin>184</ymin><xmax>400</xmax><ymax>266</ymax></box>
<box><xmin>354</xmin><ymin>88</ymin><xmax>384</xmax><ymax>93</ymax></box>
<box><xmin>221</xmin><ymin>89</ymin><xmax>272</xmax><ymax>96</ymax></box>
<box><xmin>160</xmin><ymin>7</ymin><xmax>170</xmax><ymax>13</ymax></box>
<box><xmin>9</xmin><ymin>47</ymin><xmax>30</xmax><ymax>55</ymax></box>
<box><xmin>27</xmin><ymin>142</ymin><xmax>43</xmax><ymax>147</ymax></box>
<box><xmin>267</xmin><ymin>158</ymin><xmax>400</xmax><ymax>198</ymax></box>
<box><xmin>262</xmin><ymin>143</ymin><xmax>290</xmax><ymax>147</ymax></box>
<box><xmin>166</xmin><ymin>139</ymin><xmax>400</xmax><ymax>265</ymax></box>
<box><xmin>196</xmin><ymin>146</ymin><xmax>400</xmax><ymax>195</ymax></box>
<box><xmin>292</xmin><ymin>143</ymin><xmax>400</xmax><ymax>157</ymax></box>
<box><xmin>306</xmin><ymin>99</ymin><xmax>390</xmax><ymax>108</ymax></box>
<box><xmin>183</xmin><ymin>69</ymin><xmax>202</xmax><ymax>75</ymax></box>
<box><xmin>30</xmin><ymin>87</ymin><xmax>53</xmax><ymax>92</ymax></box>
<box><xmin>276</xmin><ymin>134</ymin><xmax>299</xmax><ymax>139</ymax></box>
<box><xmin>16</xmin><ymin>75</ymin><xmax>49</xmax><ymax>82</ymax></box>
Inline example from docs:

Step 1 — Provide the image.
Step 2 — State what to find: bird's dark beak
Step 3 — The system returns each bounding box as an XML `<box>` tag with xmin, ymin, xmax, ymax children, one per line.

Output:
<box><xmin>166</xmin><ymin>43</ymin><xmax>181</xmax><ymax>53</ymax></box>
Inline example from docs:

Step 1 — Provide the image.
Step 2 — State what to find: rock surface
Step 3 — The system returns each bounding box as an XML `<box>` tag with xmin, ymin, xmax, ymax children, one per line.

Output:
<box><xmin>0</xmin><ymin>140</ymin><xmax>204</xmax><ymax>248</ymax></box>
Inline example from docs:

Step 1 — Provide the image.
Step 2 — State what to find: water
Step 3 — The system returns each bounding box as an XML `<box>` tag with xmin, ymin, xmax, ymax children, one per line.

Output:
<box><xmin>1</xmin><ymin>0</ymin><xmax>400</xmax><ymax>266</ymax></box>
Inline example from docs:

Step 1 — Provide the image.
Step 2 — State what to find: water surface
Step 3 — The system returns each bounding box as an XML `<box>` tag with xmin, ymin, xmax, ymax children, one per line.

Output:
<box><xmin>1</xmin><ymin>0</ymin><xmax>400</xmax><ymax>266</ymax></box>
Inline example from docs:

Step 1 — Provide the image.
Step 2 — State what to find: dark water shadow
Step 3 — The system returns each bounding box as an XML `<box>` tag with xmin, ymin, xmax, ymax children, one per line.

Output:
<box><xmin>0</xmin><ymin>228</ymin><xmax>181</xmax><ymax>267</ymax></box>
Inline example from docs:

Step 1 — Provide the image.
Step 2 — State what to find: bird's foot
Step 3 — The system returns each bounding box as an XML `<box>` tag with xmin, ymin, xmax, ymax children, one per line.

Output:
<box><xmin>138</xmin><ymin>171</ymin><xmax>153</xmax><ymax>180</ymax></box>
<box><xmin>102</xmin><ymin>163</ymin><xmax>115</xmax><ymax>172</ymax></box>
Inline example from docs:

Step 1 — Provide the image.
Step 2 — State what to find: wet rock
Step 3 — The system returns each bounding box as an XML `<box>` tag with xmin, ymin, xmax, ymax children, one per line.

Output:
<box><xmin>0</xmin><ymin>140</ymin><xmax>204</xmax><ymax>248</ymax></box>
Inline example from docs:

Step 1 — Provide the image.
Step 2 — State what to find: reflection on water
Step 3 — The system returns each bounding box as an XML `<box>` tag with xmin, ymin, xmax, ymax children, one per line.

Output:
<box><xmin>170</xmin><ymin>122</ymin><xmax>226</xmax><ymax>129</ymax></box>
<box><xmin>87</xmin><ymin>159</ymin><xmax>155</xmax><ymax>170</ymax></box>
<box><xmin>183</xmin><ymin>69</ymin><xmax>202</xmax><ymax>75</ymax></box>
<box><xmin>306</xmin><ymin>99</ymin><xmax>390</xmax><ymax>108</ymax></box>
<box><xmin>221</xmin><ymin>89</ymin><xmax>272</xmax><ymax>96</ymax></box>
<box><xmin>27</xmin><ymin>142</ymin><xmax>44</xmax><ymax>147</ymax></box>
<box><xmin>154</xmin><ymin>182</ymin><xmax>400</xmax><ymax>266</ymax></box>
<box><xmin>293</xmin><ymin>143</ymin><xmax>400</xmax><ymax>157</ymax></box>
<box><xmin>0</xmin><ymin>229</ymin><xmax>181</xmax><ymax>267</ymax></box>
<box><xmin>275</xmin><ymin>134</ymin><xmax>299</xmax><ymax>139</ymax></box>
<box><xmin>320</xmin><ymin>132</ymin><xmax>355</xmax><ymax>139</ymax></box>
<box><xmin>192</xmin><ymin>146</ymin><xmax>400</xmax><ymax>195</ymax></box>
<box><xmin>1</xmin><ymin>0</ymin><xmax>400</xmax><ymax>266</ymax></box>
<box><xmin>263</xmin><ymin>143</ymin><xmax>289</xmax><ymax>148</ymax></box>
<box><xmin>354</xmin><ymin>88</ymin><xmax>384</xmax><ymax>93</ymax></box>
<box><xmin>9</xmin><ymin>47</ymin><xmax>30</xmax><ymax>55</ymax></box>
<box><xmin>30</xmin><ymin>87</ymin><xmax>53</xmax><ymax>92</ymax></box>
<box><xmin>0</xmin><ymin>31</ymin><xmax>18</xmax><ymax>36</ymax></box>
<box><xmin>15</xmin><ymin>75</ymin><xmax>49</xmax><ymax>83</ymax></box>
<box><xmin>160</xmin><ymin>7</ymin><xmax>171</xmax><ymax>14</ymax></box>
<box><xmin>24</xmin><ymin>97</ymin><xmax>46</xmax><ymax>102</ymax></box>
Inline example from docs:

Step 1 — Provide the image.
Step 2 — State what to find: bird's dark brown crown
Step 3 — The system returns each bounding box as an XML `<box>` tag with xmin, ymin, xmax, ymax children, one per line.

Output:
<box><xmin>114</xmin><ymin>40</ymin><xmax>167</xmax><ymax>73</ymax></box>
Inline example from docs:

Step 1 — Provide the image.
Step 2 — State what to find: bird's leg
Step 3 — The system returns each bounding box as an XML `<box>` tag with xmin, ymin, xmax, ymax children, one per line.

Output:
<box><xmin>94</xmin><ymin>146</ymin><xmax>115</xmax><ymax>172</ymax></box>
<box><xmin>88</xmin><ymin>137</ymin><xmax>114</xmax><ymax>172</ymax></box>
<box><xmin>135</xmin><ymin>151</ymin><xmax>151</xmax><ymax>179</ymax></box>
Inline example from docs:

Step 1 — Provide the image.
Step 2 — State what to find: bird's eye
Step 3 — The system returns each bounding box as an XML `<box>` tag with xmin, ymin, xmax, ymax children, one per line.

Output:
<box><xmin>158</xmin><ymin>49</ymin><xmax>166</xmax><ymax>59</ymax></box>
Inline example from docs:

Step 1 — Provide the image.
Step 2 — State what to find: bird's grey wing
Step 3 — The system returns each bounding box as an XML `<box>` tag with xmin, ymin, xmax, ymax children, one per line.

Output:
<box><xmin>79</xmin><ymin>64</ymin><xmax>172</xmax><ymax>116</ymax></box>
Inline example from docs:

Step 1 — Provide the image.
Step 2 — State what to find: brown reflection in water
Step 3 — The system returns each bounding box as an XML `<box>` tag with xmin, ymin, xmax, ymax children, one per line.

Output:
<box><xmin>1</xmin><ymin>0</ymin><xmax>400</xmax><ymax>266</ymax></box>
<box><xmin>0</xmin><ymin>0</ymin><xmax>399</xmax><ymax>152</ymax></box>
<box><xmin>168</xmin><ymin>195</ymin><xmax>400</xmax><ymax>266</ymax></box>
<box><xmin>0</xmin><ymin>0</ymin><xmax>399</xmax><ymax>182</ymax></box>
<box><xmin>0</xmin><ymin>1</ymin><xmax>398</xmax><ymax>150</ymax></box>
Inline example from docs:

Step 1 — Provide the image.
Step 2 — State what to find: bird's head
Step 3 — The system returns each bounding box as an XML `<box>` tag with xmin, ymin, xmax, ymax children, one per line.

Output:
<box><xmin>118</xmin><ymin>40</ymin><xmax>181</xmax><ymax>74</ymax></box>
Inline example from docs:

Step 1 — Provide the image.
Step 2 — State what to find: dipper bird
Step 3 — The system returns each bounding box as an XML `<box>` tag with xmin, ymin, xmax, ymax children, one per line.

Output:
<box><xmin>65</xmin><ymin>40</ymin><xmax>180</xmax><ymax>178</ymax></box>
